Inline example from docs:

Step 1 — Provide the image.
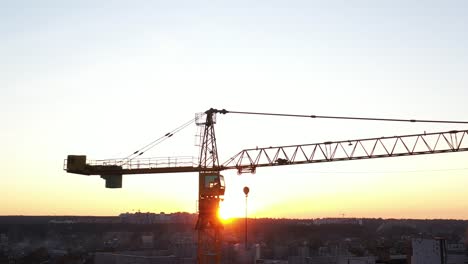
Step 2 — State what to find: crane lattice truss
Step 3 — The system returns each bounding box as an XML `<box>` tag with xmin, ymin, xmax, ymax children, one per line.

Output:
<box><xmin>223</xmin><ymin>130</ymin><xmax>468</xmax><ymax>174</ymax></box>
<box><xmin>68</xmin><ymin>130</ymin><xmax>468</xmax><ymax>176</ymax></box>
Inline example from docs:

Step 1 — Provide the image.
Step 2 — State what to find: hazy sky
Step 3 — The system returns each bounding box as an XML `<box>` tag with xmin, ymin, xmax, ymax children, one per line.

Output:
<box><xmin>2</xmin><ymin>1</ymin><xmax>468</xmax><ymax>219</ymax></box>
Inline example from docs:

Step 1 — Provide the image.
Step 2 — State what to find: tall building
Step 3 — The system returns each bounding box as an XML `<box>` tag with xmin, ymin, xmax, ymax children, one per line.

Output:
<box><xmin>446</xmin><ymin>243</ymin><xmax>468</xmax><ymax>264</ymax></box>
<box><xmin>411</xmin><ymin>238</ymin><xmax>447</xmax><ymax>264</ymax></box>
<box><xmin>0</xmin><ymin>234</ymin><xmax>7</xmax><ymax>247</ymax></box>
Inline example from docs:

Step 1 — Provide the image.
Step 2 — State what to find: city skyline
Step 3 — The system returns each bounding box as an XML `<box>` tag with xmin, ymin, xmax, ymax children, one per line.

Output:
<box><xmin>2</xmin><ymin>1</ymin><xmax>468</xmax><ymax>219</ymax></box>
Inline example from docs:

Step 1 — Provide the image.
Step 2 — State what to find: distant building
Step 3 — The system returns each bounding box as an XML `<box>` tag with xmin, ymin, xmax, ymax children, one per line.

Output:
<box><xmin>287</xmin><ymin>244</ymin><xmax>309</xmax><ymax>264</ymax></box>
<box><xmin>290</xmin><ymin>242</ymin><xmax>375</xmax><ymax>264</ymax></box>
<box><xmin>48</xmin><ymin>212</ymin><xmax>196</xmax><ymax>225</ymax></box>
<box><xmin>95</xmin><ymin>252</ymin><xmax>178</xmax><ymax>264</ymax></box>
<box><xmin>410</xmin><ymin>238</ymin><xmax>468</xmax><ymax>264</ymax></box>
<box><xmin>298</xmin><ymin>245</ymin><xmax>309</xmax><ymax>259</ymax></box>
<box><xmin>446</xmin><ymin>243</ymin><xmax>468</xmax><ymax>264</ymax></box>
<box><xmin>255</xmin><ymin>260</ymin><xmax>287</xmax><ymax>264</ymax></box>
<box><xmin>232</xmin><ymin>243</ymin><xmax>261</xmax><ymax>264</ymax></box>
<box><xmin>0</xmin><ymin>234</ymin><xmax>7</xmax><ymax>248</ymax></box>
<box><xmin>337</xmin><ymin>256</ymin><xmax>375</xmax><ymax>264</ymax></box>
<box><xmin>313</xmin><ymin>218</ymin><xmax>363</xmax><ymax>226</ymax></box>
<box><xmin>273</xmin><ymin>245</ymin><xmax>288</xmax><ymax>259</ymax></box>
<box><xmin>411</xmin><ymin>238</ymin><xmax>447</xmax><ymax>264</ymax></box>
<box><xmin>303</xmin><ymin>256</ymin><xmax>375</xmax><ymax>264</ymax></box>
<box><xmin>142</xmin><ymin>235</ymin><xmax>154</xmax><ymax>249</ymax></box>
<box><xmin>171</xmin><ymin>234</ymin><xmax>196</xmax><ymax>259</ymax></box>
<box><xmin>119</xmin><ymin>212</ymin><xmax>196</xmax><ymax>224</ymax></box>
<box><xmin>288</xmin><ymin>255</ymin><xmax>306</xmax><ymax>264</ymax></box>
<box><xmin>48</xmin><ymin>219</ymin><xmax>76</xmax><ymax>224</ymax></box>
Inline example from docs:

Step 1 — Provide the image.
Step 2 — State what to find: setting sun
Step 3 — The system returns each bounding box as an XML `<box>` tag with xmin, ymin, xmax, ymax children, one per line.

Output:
<box><xmin>219</xmin><ymin>200</ymin><xmax>244</xmax><ymax>222</ymax></box>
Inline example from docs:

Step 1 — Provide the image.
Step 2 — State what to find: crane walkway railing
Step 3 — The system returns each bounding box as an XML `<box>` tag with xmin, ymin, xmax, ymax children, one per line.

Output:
<box><xmin>63</xmin><ymin>156</ymin><xmax>198</xmax><ymax>171</ymax></box>
<box><xmin>92</xmin><ymin>156</ymin><xmax>197</xmax><ymax>170</ymax></box>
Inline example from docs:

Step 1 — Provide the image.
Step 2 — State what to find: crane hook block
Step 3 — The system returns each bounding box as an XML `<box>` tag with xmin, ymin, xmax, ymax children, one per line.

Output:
<box><xmin>101</xmin><ymin>175</ymin><xmax>122</xmax><ymax>188</ymax></box>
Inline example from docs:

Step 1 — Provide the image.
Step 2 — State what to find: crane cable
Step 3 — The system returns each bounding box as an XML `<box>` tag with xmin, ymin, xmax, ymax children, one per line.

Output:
<box><xmin>120</xmin><ymin>109</ymin><xmax>468</xmax><ymax>165</ymax></box>
<box><xmin>224</xmin><ymin>110</ymin><xmax>468</xmax><ymax>124</ymax></box>
<box><xmin>122</xmin><ymin>117</ymin><xmax>196</xmax><ymax>164</ymax></box>
<box><xmin>298</xmin><ymin>167</ymin><xmax>468</xmax><ymax>174</ymax></box>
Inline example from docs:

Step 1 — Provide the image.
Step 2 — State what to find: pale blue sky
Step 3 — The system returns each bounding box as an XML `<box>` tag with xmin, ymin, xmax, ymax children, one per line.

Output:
<box><xmin>1</xmin><ymin>1</ymin><xmax>468</xmax><ymax>218</ymax></box>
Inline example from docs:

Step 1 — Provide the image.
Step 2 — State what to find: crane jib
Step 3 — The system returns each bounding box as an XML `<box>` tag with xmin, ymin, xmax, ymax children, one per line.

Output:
<box><xmin>65</xmin><ymin>129</ymin><xmax>468</xmax><ymax>176</ymax></box>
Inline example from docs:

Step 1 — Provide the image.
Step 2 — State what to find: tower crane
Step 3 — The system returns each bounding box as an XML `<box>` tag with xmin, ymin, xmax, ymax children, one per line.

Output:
<box><xmin>63</xmin><ymin>108</ymin><xmax>468</xmax><ymax>264</ymax></box>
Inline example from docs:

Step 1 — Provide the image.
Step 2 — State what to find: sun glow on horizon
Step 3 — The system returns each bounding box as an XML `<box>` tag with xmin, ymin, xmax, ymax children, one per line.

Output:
<box><xmin>219</xmin><ymin>200</ymin><xmax>245</xmax><ymax>222</ymax></box>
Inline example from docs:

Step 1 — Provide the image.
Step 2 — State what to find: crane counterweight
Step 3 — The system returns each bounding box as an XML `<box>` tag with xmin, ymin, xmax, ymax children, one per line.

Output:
<box><xmin>101</xmin><ymin>174</ymin><xmax>122</xmax><ymax>188</ymax></box>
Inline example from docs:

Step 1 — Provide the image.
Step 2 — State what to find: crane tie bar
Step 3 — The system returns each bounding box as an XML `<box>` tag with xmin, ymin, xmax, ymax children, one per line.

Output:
<box><xmin>212</xmin><ymin>109</ymin><xmax>468</xmax><ymax>124</ymax></box>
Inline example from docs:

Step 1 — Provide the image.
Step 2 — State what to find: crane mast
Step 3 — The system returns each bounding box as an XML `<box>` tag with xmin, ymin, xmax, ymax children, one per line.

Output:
<box><xmin>63</xmin><ymin>108</ymin><xmax>468</xmax><ymax>264</ymax></box>
<box><xmin>196</xmin><ymin>109</ymin><xmax>224</xmax><ymax>264</ymax></box>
